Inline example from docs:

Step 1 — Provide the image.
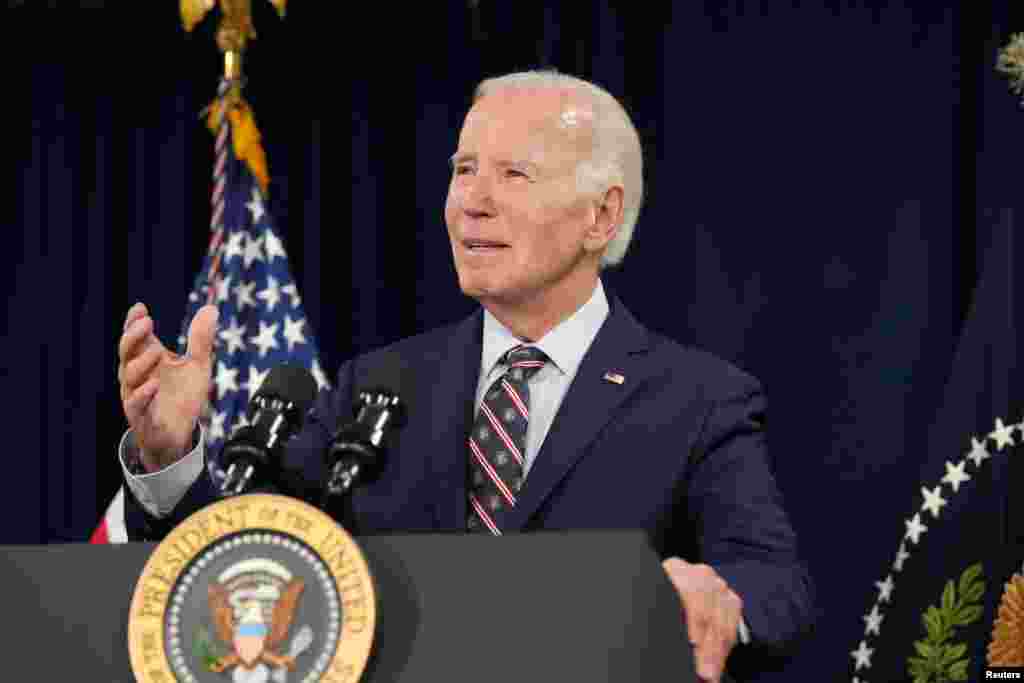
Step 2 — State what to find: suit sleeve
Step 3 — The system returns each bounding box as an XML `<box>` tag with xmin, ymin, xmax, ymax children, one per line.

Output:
<box><xmin>686</xmin><ymin>373</ymin><xmax>815</xmax><ymax>663</ymax></box>
<box><xmin>122</xmin><ymin>360</ymin><xmax>357</xmax><ymax>541</ymax></box>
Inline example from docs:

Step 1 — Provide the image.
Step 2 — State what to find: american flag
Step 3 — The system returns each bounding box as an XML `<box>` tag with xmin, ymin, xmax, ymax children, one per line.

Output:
<box><xmin>91</xmin><ymin>99</ymin><xmax>327</xmax><ymax>543</ymax></box>
<box><xmin>177</xmin><ymin>137</ymin><xmax>330</xmax><ymax>486</ymax></box>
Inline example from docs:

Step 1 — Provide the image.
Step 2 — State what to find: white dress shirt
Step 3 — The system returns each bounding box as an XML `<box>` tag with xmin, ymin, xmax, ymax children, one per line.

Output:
<box><xmin>474</xmin><ymin>279</ymin><xmax>609</xmax><ymax>478</ymax></box>
<box><xmin>118</xmin><ymin>427</ymin><xmax>205</xmax><ymax>518</ymax></box>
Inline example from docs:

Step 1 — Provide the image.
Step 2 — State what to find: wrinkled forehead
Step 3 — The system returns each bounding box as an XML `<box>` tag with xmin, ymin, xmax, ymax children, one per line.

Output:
<box><xmin>457</xmin><ymin>86</ymin><xmax>595</xmax><ymax>164</ymax></box>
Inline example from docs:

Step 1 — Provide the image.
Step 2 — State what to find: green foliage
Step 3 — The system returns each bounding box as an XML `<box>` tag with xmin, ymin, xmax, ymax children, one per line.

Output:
<box><xmin>907</xmin><ymin>563</ymin><xmax>984</xmax><ymax>683</ymax></box>
<box><xmin>193</xmin><ymin>625</ymin><xmax>227</xmax><ymax>671</ymax></box>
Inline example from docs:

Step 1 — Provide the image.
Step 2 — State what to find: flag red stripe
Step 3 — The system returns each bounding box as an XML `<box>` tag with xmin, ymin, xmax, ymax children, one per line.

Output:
<box><xmin>90</xmin><ymin>488</ymin><xmax>128</xmax><ymax>544</ymax></box>
<box><xmin>89</xmin><ymin>521</ymin><xmax>109</xmax><ymax>544</ymax></box>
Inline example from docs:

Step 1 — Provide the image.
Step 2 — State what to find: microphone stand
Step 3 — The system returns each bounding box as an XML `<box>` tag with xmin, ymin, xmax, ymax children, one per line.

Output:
<box><xmin>321</xmin><ymin>390</ymin><xmax>406</xmax><ymax>512</ymax></box>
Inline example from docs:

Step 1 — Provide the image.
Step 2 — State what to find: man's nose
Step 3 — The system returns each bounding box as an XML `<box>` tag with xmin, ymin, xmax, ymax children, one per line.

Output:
<box><xmin>462</xmin><ymin>172</ymin><xmax>496</xmax><ymax>217</ymax></box>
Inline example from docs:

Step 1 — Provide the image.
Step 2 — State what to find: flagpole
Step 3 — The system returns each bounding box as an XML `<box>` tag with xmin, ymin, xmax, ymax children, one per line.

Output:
<box><xmin>207</xmin><ymin>16</ymin><xmax>250</xmax><ymax>305</ymax></box>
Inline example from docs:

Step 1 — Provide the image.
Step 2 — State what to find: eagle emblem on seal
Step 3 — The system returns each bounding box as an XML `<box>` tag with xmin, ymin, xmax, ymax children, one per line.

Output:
<box><xmin>199</xmin><ymin>558</ymin><xmax>314</xmax><ymax>683</ymax></box>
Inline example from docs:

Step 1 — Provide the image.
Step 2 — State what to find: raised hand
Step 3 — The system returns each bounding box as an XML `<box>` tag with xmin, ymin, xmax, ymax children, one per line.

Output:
<box><xmin>117</xmin><ymin>302</ymin><xmax>219</xmax><ymax>471</ymax></box>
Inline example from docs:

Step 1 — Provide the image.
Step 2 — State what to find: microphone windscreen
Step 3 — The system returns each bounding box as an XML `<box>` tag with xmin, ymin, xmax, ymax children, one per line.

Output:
<box><xmin>355</xmin><ymin>351</ymin><xmax>410</xmax><ymax>416</ymax></box>
<box><xmin>256</xmin><ymin>364</ymin><xmax>319</xmax><ymax>412</ymax></box>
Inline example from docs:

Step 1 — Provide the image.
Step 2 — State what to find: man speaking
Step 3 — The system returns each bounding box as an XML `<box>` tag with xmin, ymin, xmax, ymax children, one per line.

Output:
<box><xmin>116</xmin><ymin>70</ymin><xmax>813</xmax><ymax>682</ymax></box>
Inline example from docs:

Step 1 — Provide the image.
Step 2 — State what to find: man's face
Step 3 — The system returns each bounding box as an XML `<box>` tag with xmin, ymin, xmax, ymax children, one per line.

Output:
<box><xmin>445</xmin><ymin>87</ymin><xmax>602</xmax><ymax>311</ymax></box>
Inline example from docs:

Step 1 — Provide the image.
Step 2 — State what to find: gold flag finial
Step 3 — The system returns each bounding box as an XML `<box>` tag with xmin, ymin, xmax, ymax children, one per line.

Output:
<box><xmin>180</xmin><ymin>0</ymin><xmax>288</xmax><ymax>82</ymax></box>
<box><xmin>182</xmin><ymin>0</ymin><xmax>285</xmax><ymax>194</ymax></box>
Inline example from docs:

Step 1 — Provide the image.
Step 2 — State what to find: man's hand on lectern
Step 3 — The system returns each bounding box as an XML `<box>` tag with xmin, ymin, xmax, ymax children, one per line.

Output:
<box><xmin>662</xmin><ymin>557</ymin><xmax>743</xmax><ymax>683</ymax></box>
<box><xmin>118</xmin><ymin>302</ymin><xmax>218</xmax><ymax>472</ymax></box>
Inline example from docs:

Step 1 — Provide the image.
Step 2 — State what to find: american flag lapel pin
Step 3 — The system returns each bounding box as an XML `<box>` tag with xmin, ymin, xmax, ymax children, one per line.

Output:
<box><xmin>603</xmin><ymin>371</ymin><xmax>625</xmax><ymax>385</ymax></box>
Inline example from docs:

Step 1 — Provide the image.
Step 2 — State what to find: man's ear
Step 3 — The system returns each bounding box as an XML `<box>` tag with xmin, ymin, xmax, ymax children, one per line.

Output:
<box><xmin>584</xmin><ymin>185</ymin><xmax>624</xmax><ymax>252</ymax></box>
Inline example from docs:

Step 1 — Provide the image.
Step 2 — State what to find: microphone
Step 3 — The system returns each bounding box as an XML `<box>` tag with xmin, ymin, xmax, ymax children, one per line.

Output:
<box><xmin>324</xmin><ymin>387</ymin><xmax>407</xmax><ymax>499</ymax></box>
<box><xmin>219</xmin><ymin>364</ymin><xmax>319</xmax><ymax>497</ymax></box>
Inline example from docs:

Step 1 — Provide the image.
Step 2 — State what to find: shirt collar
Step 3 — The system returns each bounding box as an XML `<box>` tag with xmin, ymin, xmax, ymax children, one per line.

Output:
<box><xmin>481</xmin><ymin>279</ymin><xmax>610</xmax><ymax>380</ymax></box>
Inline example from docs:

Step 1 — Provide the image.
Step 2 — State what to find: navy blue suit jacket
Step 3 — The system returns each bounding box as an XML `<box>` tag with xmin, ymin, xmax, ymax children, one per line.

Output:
<box><xmin>125</xmin><ymin>291</ymin><xmax>814</xmax><ymax>673</ymax></box>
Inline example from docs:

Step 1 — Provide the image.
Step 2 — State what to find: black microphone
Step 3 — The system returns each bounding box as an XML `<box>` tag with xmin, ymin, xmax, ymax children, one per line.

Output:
<box><xmin>219</xmin><ymin>364</ymin><xmax>319</xmax><ymax>497</ymax></box>
<box><xmin>324</xmin><ymin>388</ymin><xmax>407</xmax><ymax>499</ymax></box>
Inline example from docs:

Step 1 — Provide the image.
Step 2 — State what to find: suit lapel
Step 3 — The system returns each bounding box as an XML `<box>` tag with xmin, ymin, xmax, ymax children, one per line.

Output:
<box><xmin>495</xmin><ymin>296</ymin><xmax>653</xmax><ymax>532</ymax></box>
<box><xmin>426</xmin><ymin>310</ymin><xmax>483</xmax><ymax>530</ymax></box>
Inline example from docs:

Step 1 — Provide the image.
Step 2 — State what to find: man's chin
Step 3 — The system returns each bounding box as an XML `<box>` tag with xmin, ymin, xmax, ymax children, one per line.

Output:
<box><xmin>458</xmin><ymin>281</ymin><xmax>513</xmax><ymax>307</ymax></box>
<box><xmin>455</xmin><ymin>271</ymin><xmax>536</xmax><ymax>307</ymax></box>
<box><xmin>459</xmin><ymin>282</ymin><xmax>497</xmax><ymax>301</ymax></box>
<box><xmin>456</xmin><ymin>273</ymin><xmax>498</xmax><ymax>299</ymax></box>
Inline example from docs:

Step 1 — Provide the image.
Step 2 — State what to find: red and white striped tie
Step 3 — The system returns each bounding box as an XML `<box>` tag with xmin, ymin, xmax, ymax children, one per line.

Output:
<box><xmin>467</xmin><ymin>344</ymin><xmax>548</xmax><ymax>535</ymax></box>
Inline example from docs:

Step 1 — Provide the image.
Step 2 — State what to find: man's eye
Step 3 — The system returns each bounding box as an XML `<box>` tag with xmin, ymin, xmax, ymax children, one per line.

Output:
<box><xmin>506</xmin><ymin>169</ymin><xmax>528</xmax><ymax>179</ymax></box>
<box><xmin>454</xmin><ymin>165</ymin><xmax>475</xmax><ymax>176</ymax></box>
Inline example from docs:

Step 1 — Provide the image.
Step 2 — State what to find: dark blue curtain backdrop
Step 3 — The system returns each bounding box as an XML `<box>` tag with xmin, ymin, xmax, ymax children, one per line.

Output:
<box><xmin>3</xmin><ymin>0</ymin><xmax>1005</xmax><ymax>680</ymax></box>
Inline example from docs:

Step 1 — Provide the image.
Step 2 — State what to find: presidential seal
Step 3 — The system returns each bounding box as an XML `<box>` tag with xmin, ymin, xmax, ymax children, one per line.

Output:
<box><xmin>129</xmin><ymin>494</ymin><xmax>376</xmax><ymax>683</ymax></box>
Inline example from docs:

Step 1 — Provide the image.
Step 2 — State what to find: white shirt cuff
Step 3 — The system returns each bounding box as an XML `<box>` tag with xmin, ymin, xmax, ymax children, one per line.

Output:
<box><xmin>118</xmin><ymin>425</ymin><xmax>206</xmax><ymax>518</ymax></box>
<box><xmin>738</xmin><ymin>615</ymin><xmax>751</xmax><ymax>645</ymax></box>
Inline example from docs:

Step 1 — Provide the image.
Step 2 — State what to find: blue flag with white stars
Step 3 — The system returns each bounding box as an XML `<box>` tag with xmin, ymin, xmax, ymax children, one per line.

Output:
<box><xmin>177</xmin><ymin>139</ymin><xmax>330</xmax><ymax>486</ymax></box>
<box><xmin>847</xmin><ymin>213</ymin><xmax>1024</xmax><ymax>682</ymax></box>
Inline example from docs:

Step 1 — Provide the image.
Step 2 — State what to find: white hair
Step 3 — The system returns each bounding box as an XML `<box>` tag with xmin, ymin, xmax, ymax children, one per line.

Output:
<box><xmin>473</xmin><ymin>70</ymin><xmax>644</xmax><ymax>268</ymax></box>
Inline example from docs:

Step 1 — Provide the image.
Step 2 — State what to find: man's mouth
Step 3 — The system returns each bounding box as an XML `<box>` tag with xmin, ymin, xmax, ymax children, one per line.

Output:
<box><xmin>463</xmin><ymin>239</ymin><xmax>509</xmax><ymax>251</ymax></box>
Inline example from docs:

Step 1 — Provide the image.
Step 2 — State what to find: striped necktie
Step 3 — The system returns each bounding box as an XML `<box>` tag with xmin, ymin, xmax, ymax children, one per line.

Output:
<box><xmin>467</xmin><ymin>344</ymin><xmax>548</xmax><ymax>535</ymax></box>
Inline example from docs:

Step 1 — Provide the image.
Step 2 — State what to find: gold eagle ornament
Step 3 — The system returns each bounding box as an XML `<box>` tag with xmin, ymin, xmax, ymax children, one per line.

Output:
<box><xmin>989</xmin><ymin>573</ymin><xmax>1024</xmax><ymax>666</ymax></box>
<box><xmin>207</xmin><ymin>578</ymin><xmax>306</xmax><ymax>674</ymax></box>
<box><xmin>180</xmin><ymin>0</ymin><xmax>287</xmax><ymax>54</ymax></box>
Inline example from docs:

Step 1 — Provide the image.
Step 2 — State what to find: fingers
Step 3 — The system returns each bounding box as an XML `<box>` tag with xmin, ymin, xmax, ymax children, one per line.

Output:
<box><xmin>118</xmin><ymin>303</ymin><xmax>165</xmax><ymax>416</ymax></box>
<box><xmin>663</xmin><ymin>558</ymin><xmax>708</xmax><ymax>644</ymax></box>
<box><xmin>123</xmin><ymin>376</ymin><xmax>159</xmax><ymax>426</ymax></box>
<box><xmin>695</xmin><ymin>593</ymin><xmax>739</xmax><ymax>682</ymax></box>
<box><xmin>186</xmin><ymin>305</ymin><xmax>219</xmax><ymax>366</ymax></box>
<box><xmin>662</xmin><ymin>558</ymin><xmax>742</xmax><ymax>683</ymax></box>
<box><xmin>696</xmin><ymin>632</ymin><xmax>724</xmax><ymax>682</ymax></box>
<box><xmin>124</xmin><ymin>302</ymin><xmax>148</xmax><ymax>331</ymax></box>
<box><xmin>118</xmin><ymin>314</ymin><xmax>155</xmax><ymax>369</ymax></box>
<box><xmin>687</xmin><ymin>599</ymin><xmax>710</xmax><ymax>647</ymax></box>
<box><xmin>121</xmin><ymin>343</ymin><xmax>164</xmax><ymax>392</ymax></box>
